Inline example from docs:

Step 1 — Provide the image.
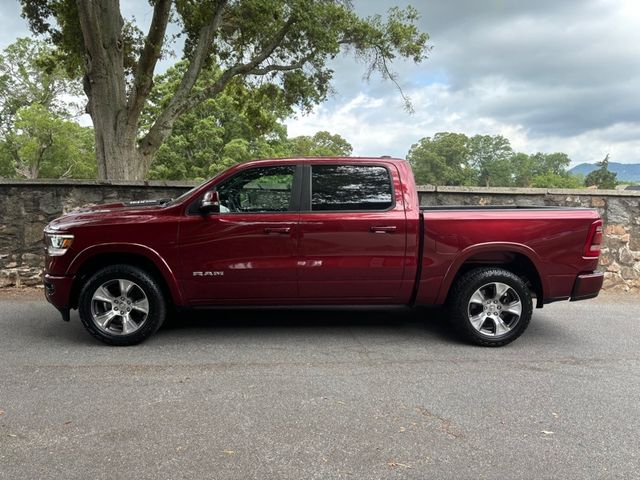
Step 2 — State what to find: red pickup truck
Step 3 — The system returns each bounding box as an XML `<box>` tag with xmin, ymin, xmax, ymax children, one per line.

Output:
<box><xmin>43</xmin><ymin>157</ymin><xmax>604</xmax><ymax>346</ymax></box>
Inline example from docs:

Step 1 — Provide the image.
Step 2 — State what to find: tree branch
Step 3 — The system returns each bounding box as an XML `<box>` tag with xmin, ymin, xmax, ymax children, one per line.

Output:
<box><xmin>248</xmin><ymin>58</ymin><xmax>307</xmax><ymax>76</ymax></box>
<box><xmin>180</xmin><ymin>18</ymin><xmax>298</xmax><ymax>112</ymax></box>
<box><xmin>126</xmin><ymin>0</ymin><xmax>172</xmax><ymax>124</ymax></box>
<box><xmin>161</xmin><ymin>3</ymin><xmax>227</xmax><ymax>112</ymax></box>
<box><xmin>60</xmin><ymin>162</ymin><xmax>74</xmax><ymax>178</ymax></box>
<box><xmin>140</xmin><ymin>13</ymin><xmax>296</xmax><ymax>161</ymax></box>
<box><xmin>138</xmin><ymin>0</ymin><xmax>228</xmax><ymax>159</ymax></box>
<box><xmin>373</xmin><ymin>45</ymin><xmax>413</xmax><ymax>113</ymax></box>
<box><xmin>75</xmin><ymin>0</ymin><xmax>106</xmax><ymax>65</ymax></box>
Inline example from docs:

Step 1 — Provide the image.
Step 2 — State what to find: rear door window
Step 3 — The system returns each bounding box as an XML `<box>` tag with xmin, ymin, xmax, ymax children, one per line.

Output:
<box><xmin>311</xmin><ymin>165</ymin><xmax>393</xmax><ymax>211</ymax></box>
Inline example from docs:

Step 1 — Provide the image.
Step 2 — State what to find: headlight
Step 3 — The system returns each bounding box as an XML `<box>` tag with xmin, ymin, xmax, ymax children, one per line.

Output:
<box><xmin>45</xmin><ymin>233</ymin><xmax>74</xmax><ymax>256</ymax></box>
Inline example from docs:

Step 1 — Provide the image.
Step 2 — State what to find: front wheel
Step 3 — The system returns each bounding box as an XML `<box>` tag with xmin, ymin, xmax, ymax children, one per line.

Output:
<box><xmin>448</xmin><ymin>267</ymin><xmax>533</xmax><ymax>347</ymax></box>
<box><xmin>78</xmin><ymin>265</ymin><xmax>166</xmax><ymax>346</ymax></box>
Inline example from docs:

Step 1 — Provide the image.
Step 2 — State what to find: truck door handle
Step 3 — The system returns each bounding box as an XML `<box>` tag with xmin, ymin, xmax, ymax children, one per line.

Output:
<box><xmin>370</xmin><ymin>225</ymin><xmax>397</xmax><ymax>233</ymax></box>
<box><xmin>264</xmin><ymin>227</ymin><xmax>291</xmax><ymax>234</ymax></box>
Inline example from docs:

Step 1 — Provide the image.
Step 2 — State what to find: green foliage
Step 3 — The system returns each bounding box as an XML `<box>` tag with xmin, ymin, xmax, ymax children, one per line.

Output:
<box><xmin>468</xmin><ymin>134</ymin><xmax>514</xmax><ymax>187</ymax></box>
<box><xmin>408</xmin><ymin>133</ymin><xmax>474</xmax><ymax>186</ymax></box>
<box><xmin>531</xmin><ymin>172</ymin><xmax>584</xmax><ymax>188</ymax></box>
<box><xmin>0</xmin><ymin>37</ymin><xmax>80</xmax><ymax>132</ymax></box>
<box><xmin>0</xmin><ymin>38</ymin><xmax>94</xmax><ymax>179</ymax></box>
<box><xmin>20</xmin><ymin>1</ymin><xmax>430</xmax><ymax>180</ymax></box>
<box><xmin>513</xmin><ymin>152</ymin><xmax>579</xmax><ymax>188</ymax></box>
<box><xmin>288</xmin><ymin>131</ymin><xmax>353</xmax><ymax>157</ymax></box>
<box><xmin>530</xmin><ymin>152</ymin><xmax>571</xmax><ymax>176</ymax></box>
<box><xmin>585</xmin><ymin>154</ymin><xmax>617</xmax><ymax>189</ymax></box>
<box><xmin>407</xmin><ymin>132</ymin><xmax>584</xmax><ymax>188</ymax></box>
<box><xmin>146</xmin><ymin>63</ymin><xmax>293</xmax><ymax>180</ymax></box>
<box><xmin>21</xmin><ymin>0</ymin><xmax>431</xmax><ymax>109</ymax></box>
<box><xmin>145</xmin><ymin>63</ymin><xmax>353</xmax><ymax>180</ymax></box>
<box><xmin>0</xmin><ymin>104</ymin><xmax>95</xmax><ymax>178</ymax></box>
<box><xmin>511</xmin><ymin>152</ymin><xmax>536</xmax><ymax>187</ymax></box>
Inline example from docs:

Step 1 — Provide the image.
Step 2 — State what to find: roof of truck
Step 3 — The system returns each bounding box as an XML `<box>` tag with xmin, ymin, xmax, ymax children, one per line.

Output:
<box><xmin>243</xmin><ymin>156</ymin><xmax>407</xmax><ymax>164</ymax></box>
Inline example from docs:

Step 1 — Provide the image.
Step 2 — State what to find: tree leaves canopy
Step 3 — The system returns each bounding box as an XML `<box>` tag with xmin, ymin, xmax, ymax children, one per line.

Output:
<box><xmin>0</xmin><ymin>38</ymin><xmax>94</xmax><ymax>179</ymax></box>
<box><xmin>20</xmin><ymin>0</ymin><xmax>430</xmax><ymax>180</ymax></box>
<box><xmin>585</xmin><ymin>154</ymin><xmax>617</xmax><ymax>189</ymax></box>
<box><xmin>408</xmin><ymin>132</ymin><xmax>584</xmax><ymax>188</ymax></box>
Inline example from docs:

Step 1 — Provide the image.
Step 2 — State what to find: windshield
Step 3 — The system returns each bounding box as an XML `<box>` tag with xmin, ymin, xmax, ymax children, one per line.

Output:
<box><xmin>163</xmin><ymin>178</ymin><xmax>209</xmax><ymax>207</ymax></box>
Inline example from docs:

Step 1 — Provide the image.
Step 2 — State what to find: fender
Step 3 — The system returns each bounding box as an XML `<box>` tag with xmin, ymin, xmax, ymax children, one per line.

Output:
<box><xmin>434</xmin><ymin>241</ymin><xmax>548</xmax><ymax>305</ymax></box>
<box><xmin>66</xmin><ymin>242</ymin><xmax>184</xmax><ymax>305</ymax></box>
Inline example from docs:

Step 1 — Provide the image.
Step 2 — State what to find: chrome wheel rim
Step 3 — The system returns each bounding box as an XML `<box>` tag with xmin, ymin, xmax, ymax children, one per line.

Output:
<box><xmin>467</xmin><ymin>282</ymin><xmax>522</xmax><ymax>337</ymax></box>
<box><xmin>90</xmin><ymin>279</ymin><xmax>149</xmax><ymax>335</ymax></box>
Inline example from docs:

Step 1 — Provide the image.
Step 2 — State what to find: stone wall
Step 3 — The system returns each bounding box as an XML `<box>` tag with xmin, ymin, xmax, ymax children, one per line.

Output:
<box><xmin>1</xmin><ymin>179</ymin><xmax>638</xmax><ymax>291</ymax></box>
<box><xmin>0</xmin><ymin>179</ymin><xmax>195</xmax><ymax>287</ymax></box>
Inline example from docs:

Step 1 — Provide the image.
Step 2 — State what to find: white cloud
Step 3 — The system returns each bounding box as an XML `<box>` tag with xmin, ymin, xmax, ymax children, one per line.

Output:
<box><xmin>287</xmin><ymin>0</ymin><xmax>640</xmax><ymax>165</ymax></box>
<box><xmin>286</xmin><ymin>82</ymin><xmax>640</xmax><ymax>166</ymax></box>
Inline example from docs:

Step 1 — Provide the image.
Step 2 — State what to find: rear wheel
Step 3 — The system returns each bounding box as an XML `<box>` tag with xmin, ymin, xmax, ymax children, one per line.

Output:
<box><xmin>448</xmin><ymin>267</ymin><xmax>533</xmax><ymax>347</ymax></box>
<box><xmin>78</xmin><ymin>265</ymin><xmax>166</xmax><ymax>346</ymax></box>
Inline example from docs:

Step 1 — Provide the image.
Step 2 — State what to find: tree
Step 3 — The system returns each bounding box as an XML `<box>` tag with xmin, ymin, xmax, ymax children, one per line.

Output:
<box><xmin>288</xmin><ymin>131</ymin><xmax>352</xmax><ymax>157</ymax></box>
<box><xmin>0</xmin><ymin>37</ymin><xmax>81</xmax><ymax>135</ymax></box>
<box><xmin>529</xmin><ymin>152</ymin><xmax>571</xmax><ymax>177</ymax></box>
<box><xmin>0</xmin><ymin>38</ymin><xmax>94</xmax><ymax>179</ymax></box>
<box><xmin>531</xmin><ymin>171</ymin><xmax>583</xmax><ymax>188</ymax></box>
<box><xmin>21</xmin><ymin>1</ymin><xmax>430</xmax><ymax>180</ymax></box>
<box><xmin>511</xmin><ymin>152</ymin><xmax>536</xmax><ymax>187</ymax></box>
<box><xmin>0</xmin><ymin>104</ymin><xmax>96</xmax><ymax>179</ymax></box>
<box><xmin>512</xmin><ymin>151</ymin><xmax>581</xmax><ymax>188</ymax></box>
<box><xmin>467</xmin><ymin>134</ymin><xmax>514</xmax><ymax>187</ymax></box>
<box><xmin>585</xmin><ymin>154</ymin><xmax>617</xmax><ymax>189</ymax></box>
<box><xmin>407</xmin><ymin>132</ymin><xmax>474</xmax><ymax>186</ymax></box>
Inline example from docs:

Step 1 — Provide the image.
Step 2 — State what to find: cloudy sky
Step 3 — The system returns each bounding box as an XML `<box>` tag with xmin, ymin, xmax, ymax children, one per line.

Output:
<box><xmin>2</xmin><ymin>0</ymin><xmax>639</xmax><ymax>165</ymax></box>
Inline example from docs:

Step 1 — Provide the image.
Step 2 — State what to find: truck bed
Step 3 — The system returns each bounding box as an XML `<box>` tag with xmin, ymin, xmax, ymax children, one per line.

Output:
<box><xmin>414</xmin><ymin>207</ymin><xmax>601</xmax><ymax>306</ymax></box>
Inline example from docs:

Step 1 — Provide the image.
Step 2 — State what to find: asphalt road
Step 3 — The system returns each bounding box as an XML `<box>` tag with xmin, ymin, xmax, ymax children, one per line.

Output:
<box><xmin>1</xmin><ymin>291</ymin><xmax>639</xmax><ymax>480</ymax></box>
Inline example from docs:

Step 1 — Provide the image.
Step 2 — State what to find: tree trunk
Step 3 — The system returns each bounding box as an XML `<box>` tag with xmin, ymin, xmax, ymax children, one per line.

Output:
<box><xmin>77</xmin><ymin>0</ymin><xmax>144</xmax><ymax>180</ymax></box>
<box><xmin>93</xmin><ymin>123</ymin><xmax>144</xmax><ymax>180</ymax></box>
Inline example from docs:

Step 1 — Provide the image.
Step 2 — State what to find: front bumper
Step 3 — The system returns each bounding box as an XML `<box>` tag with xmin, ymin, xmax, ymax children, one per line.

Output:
<box><xmin>43</xmin><ymin>273</ymin><xmax>75</xmax><ymax>321</ymax></box>
<box><xmin>570</xmin><ymin>272</ymin><xmax>604</xmax><ymax>301</ymax></box>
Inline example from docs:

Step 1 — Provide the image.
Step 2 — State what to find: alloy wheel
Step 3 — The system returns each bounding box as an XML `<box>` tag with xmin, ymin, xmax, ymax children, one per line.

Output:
<box><xmin>90</xmin><ymin>279</ymin><xmax>150</xmax><ymax>335</ymax></box>
<box><xmin>467</xmin><ymin>282</ymin><xmax>522</xmax><ymax>337</ymax></box>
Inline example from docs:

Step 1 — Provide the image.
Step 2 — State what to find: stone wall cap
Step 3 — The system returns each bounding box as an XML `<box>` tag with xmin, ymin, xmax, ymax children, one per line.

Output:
<box><xmin>547</xmin><ymin>188</ymin><xmax>640</xmax><ymax>197</ymax></box>
<box><xmin>415</xmin><ymin>184</ymin><xmax>436</xmax><ymax>192</ymax></box>
<box><xmin>0</xmin><ymin>178</ymin><xmax>198</xmax><ymax>188</ymax></box>
<box><xmin>431</xmin><ymin>186</ymin><xmax>547</xmax><ymax>195</ymax></box>
<box><xmin>413</xmin><ymin>185</ymin><xmax>640</xmax><ymax>197</ymax></box>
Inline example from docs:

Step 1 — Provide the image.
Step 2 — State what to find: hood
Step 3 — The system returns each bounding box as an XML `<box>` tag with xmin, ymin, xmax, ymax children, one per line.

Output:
<box><xmin>45</xmin><ymin>199</ymin><xmax>172</xmax><ymax>232</ymax></box>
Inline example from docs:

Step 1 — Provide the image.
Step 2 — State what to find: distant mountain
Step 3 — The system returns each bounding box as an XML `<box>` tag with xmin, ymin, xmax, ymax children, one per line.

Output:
<box><xmin>569</xmin><ymin>162</ymin><xmax>640</xmax><ymax>182</ymax></box>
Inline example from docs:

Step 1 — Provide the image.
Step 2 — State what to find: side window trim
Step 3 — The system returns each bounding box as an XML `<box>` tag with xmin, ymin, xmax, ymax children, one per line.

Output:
<box><xmin>302</xmin><ymin>163</ymin><xmax>396</xmax><ymax>213</ymax></box>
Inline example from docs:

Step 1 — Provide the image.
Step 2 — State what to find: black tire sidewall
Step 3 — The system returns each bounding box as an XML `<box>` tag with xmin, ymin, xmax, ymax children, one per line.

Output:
<box><xmin>78</xmin><ymin>265</ymin><xmax>166</xmax><ymax>346</ymax></box>
<box><xmin>449</xmin><ymin>267</ymin><xmax>533</xmax><ymax>347</ymax></box>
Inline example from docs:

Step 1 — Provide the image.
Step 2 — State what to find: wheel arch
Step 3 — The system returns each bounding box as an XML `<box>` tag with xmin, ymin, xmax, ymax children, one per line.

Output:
<box><xmin>437</xmin><ymin>242</ymin><xmax>546</xmax><ymax>307</ymax></box>
<box><xmin>67</xmin><ymin>244</ymin><xmax>183</xmax><ymax>309</ymax></box>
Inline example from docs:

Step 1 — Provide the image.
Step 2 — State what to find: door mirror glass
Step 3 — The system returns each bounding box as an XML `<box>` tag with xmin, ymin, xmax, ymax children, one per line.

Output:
<box><xmin>200</xmin><ymin>190</ymin><xmax>220</xmax><ymax>214</ymax></box>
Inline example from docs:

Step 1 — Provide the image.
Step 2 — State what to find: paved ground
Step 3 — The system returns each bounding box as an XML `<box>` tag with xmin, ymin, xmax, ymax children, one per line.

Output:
<box><xmin>1</xmin><ymin>290</ymin><xmax>639</xmax><ymax>479</ymax></box>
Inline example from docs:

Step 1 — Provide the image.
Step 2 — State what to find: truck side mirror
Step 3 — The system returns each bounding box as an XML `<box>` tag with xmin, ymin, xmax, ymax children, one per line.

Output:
<box><xmin>200</xmin><ymin>190</ymin><xmax>220</xmax><ymax>214</ymax></box>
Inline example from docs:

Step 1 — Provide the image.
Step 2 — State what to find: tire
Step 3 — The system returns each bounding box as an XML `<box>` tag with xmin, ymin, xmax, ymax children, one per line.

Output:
<box><xmin>78</xmin><ymin>264</ymin><xmax>167</xmax><ymax>346</ymax></box>
<box><xmin>448</xmin><ymin>267</ymin><xmax>533</xmax><ymax>347</ymax></box>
